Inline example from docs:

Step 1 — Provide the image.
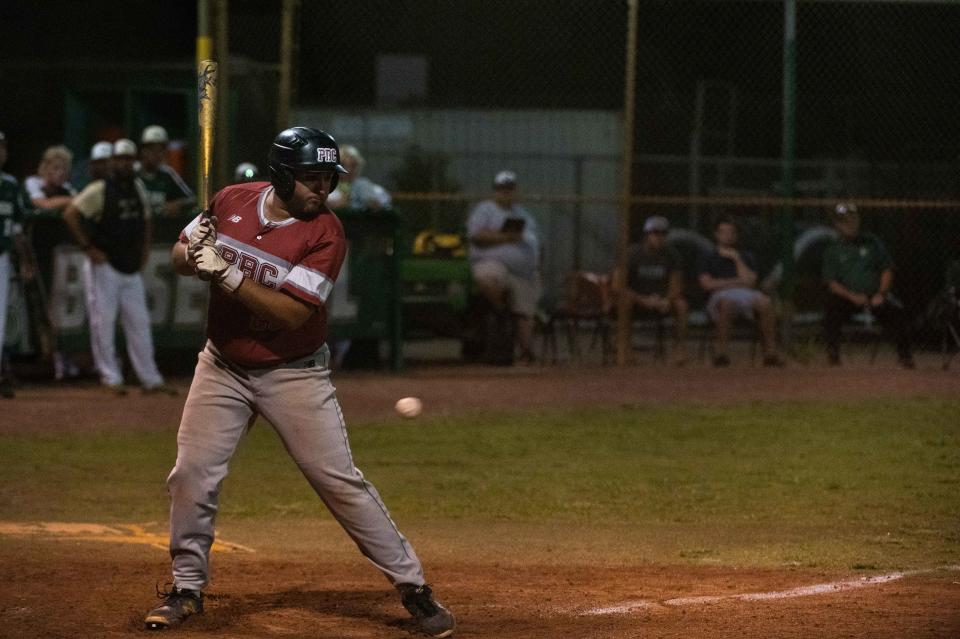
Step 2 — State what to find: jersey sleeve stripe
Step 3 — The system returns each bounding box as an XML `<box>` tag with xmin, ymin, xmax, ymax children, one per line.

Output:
<box><xmin>283</xmin><ymin>265</ymin><xmax>334</xmax><ymax>303</ymax></box>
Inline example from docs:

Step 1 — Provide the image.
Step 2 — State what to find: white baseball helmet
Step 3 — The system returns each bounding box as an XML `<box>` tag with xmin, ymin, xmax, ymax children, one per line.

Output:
<box><xmin>113</xmin><ymin>139</ymin><xmax>137</xmax><ymax>157</ymax></box>
<box><xmin>141</xmin><ymin>125</ymin><xmax>169</xmax><ymax>145</ymax></box>
<box><xmin>90</xmin><ymin>141</ymin><xmax>113</xmax><ymax>161</ymax></box>
<box><xmin>234</xmin><ymin>162</ymin><xmax>260</xmax><ymax>183</ymax></box>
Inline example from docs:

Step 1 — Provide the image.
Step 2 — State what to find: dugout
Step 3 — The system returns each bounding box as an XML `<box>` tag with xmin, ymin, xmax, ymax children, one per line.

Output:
<box><xmin>5</xmin><ymin>207</ymin><xmax>406</xmax><ymax>373</ymax></box>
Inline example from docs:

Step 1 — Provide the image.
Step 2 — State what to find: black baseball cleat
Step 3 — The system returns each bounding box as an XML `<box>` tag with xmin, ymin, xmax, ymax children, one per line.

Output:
<box><xmin>399</xmin><ymin>584</ymin><xmax>456</xmax><ymax>638</ymax></box>
<box><xmin>144</xmin><ymin>584</ymin><xmax>203</xmax><ymax>630</ymax></box>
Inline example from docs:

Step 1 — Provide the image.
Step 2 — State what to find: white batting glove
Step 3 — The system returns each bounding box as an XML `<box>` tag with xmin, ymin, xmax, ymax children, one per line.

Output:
<box><xmin>188</xmin><ymin>216</ymin><xmax>217</xmax><ymax>254</ymax></box>
<box><xmin>194</xmin><ymin>245</ymin><xmax>243</xmax><ymax>293</ymax></box>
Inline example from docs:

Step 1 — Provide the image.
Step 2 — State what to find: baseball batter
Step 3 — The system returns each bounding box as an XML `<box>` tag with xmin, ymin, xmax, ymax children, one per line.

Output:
<box><xmin>143</xmin><ymin>127</ymin><xmax>455</xmax><ymax>638</ymax></box>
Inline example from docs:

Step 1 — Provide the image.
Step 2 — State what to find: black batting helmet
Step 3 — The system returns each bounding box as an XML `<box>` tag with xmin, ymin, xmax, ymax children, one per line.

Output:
<box><xmin>267</xmin><ymin>127</ymin><xmax>348</xmax><ymax>201</ymax></box>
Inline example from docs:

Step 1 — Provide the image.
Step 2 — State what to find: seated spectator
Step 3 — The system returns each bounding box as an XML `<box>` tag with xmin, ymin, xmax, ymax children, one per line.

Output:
<box><xmin>698</xmin><ymin>216</ymin><xmax>783</xmax><ymax>367</ymax></box>
<box><xmin>138</xmin><ymin>125</ymin><xmax>195</xmax><ymax>218</ymax></box>
<box><xmin>326</xmin><ymin>144</ymin><xmax>391</xmax><ymax>211</ymax></box>
<box><xmin>614</xmin><ymin>215</ymin><xmax>689</xmax><ymax>365</ymax></box>
<box><xmin>467</xmin><ymin>170</ymin><xmax>541</xmax><ymax>364</ymax></box>
<box><xmin>25</xmin><ymin>145</ymin><xmax>76</xmax><ymax>210</ymax></box>
<box><xmin>822</xmin><ymin>203</ymin><xmax>914</xmax><ymax>368</ymax></box>
<box><xmin>324</xmin><ymin>145</ymin><xmax>391</xmax><ymax>368</ymax></box>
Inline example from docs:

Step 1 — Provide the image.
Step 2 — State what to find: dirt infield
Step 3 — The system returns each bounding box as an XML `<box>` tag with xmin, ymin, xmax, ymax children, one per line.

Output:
<box><xmin>3</xmin><ymin>355</ymin><xmax>958</xmax><ymax>434</ymax></box>
<box><xmin>1</xmin><ymin>527</ymin><xmax>958</xmax><ymax>639</ymax></box>
<box><xmin>1</xmin><ymin>358</ymin><xmax>959</xmax><ymax>637</ymax></box>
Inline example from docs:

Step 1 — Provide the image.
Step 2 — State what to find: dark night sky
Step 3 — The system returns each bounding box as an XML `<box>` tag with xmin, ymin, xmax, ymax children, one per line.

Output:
<box><xmin>2</xmin><ymin>1</ymin><xmax>958</xmax><ymax>166</ymax></box>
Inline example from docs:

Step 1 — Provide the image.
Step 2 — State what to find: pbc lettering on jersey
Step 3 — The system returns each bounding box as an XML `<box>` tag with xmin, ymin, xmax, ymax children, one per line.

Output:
<box><xmin>317</xmin><ymin>148</ymin><xmax>338</xmax><ymax>163</ymax></box>
<box><xmin>218</xmin><ymin>243</ymin><xmax>284</xmax><ymax>290</ymax></box>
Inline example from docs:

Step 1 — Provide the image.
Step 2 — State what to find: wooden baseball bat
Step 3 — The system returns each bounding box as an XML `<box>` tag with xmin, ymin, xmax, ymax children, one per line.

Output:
<box><xmin>196</xmin><ymin>60</ymin><xmax>218</xmax><ymax>281</ymax></box>
<box><xmin>197</xmin><ymin>59</ymin><xmax>218</xmax><ymax>219</ymax></box>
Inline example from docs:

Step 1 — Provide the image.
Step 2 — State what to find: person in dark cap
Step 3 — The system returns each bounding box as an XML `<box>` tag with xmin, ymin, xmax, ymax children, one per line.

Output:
<box><xmin>616</xmin><ymin>215</ymin><xmax>689</xmax><ymax>364</ymax></box>
<box><xmin>822</xmin><ymin>202</ymin><xmax>914</xmax><ymax>368</ymax></box>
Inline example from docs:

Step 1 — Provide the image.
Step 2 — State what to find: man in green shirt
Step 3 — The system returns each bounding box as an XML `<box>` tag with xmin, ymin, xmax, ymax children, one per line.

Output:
<box><xmin>822</xmin><ymin>203</ymin><xmax>913</xmax><ymax>368</ymax></box>
<box><xmin>138</xmin><ymin>125</ymin><xmax>195</xmax><ymax>218</ymax></box>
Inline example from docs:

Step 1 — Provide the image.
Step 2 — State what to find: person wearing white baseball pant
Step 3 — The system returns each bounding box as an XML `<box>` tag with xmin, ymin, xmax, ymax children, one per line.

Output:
<box><xmin>83</xmin><ymin>258</ymin><xmax>164</xmax><ymax>389</ymax></box>
<box><xmin>64</xmin><ymin>139</ymin><xmax>174</xmax><ymax>395</ymax></box>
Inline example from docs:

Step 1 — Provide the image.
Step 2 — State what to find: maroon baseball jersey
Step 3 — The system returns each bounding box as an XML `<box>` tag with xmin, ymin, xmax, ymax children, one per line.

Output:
<box><xmin>181</xmin><ymin>182</ymin><xmax>346</xmax><ymax>368</ymax></box>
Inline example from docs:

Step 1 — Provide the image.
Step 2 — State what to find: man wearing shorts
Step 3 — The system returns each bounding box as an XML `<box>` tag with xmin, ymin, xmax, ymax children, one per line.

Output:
<box><xmin>697</xmin><ymin>216</ymin><xmax>783</xmax><ymax>367</ymax></box>
<box><xmin>466</xmin><ymin>171</ymin><xmax>541</xmax><ymax>364</ymax></box>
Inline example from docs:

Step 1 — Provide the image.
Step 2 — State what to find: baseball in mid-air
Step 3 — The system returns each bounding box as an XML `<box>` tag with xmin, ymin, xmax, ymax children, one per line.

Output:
<box><xmin>395</xmin><ymin>397</ymin><xmax>423</xmax><ymax>418</ymax></box>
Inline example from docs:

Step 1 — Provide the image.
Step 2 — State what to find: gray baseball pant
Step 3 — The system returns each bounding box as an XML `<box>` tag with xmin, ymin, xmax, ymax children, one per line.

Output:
<box><xmin>166</xmin><ymin>342</ymin><xmax>425</xmax><ymax>590</ymax></box>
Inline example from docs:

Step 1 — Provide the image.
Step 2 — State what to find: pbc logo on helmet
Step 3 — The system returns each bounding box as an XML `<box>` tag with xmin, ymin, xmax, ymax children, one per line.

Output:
<box><xmin>317</xmin><ymin>148</ymin><xmax>338</xmax><ymax>163</ymax></box>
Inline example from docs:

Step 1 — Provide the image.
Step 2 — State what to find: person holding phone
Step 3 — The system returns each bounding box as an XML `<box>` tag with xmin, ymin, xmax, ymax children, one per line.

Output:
<box><xmin>466</xmin><ymin>170</ymin><xmax>541</xmax><ymax>364</ymax></box>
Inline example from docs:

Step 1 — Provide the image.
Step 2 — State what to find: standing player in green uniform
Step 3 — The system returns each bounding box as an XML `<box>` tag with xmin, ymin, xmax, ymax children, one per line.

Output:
<box><xmin>822</xmin><ymin>203</ymin><xmax>914</xmax><ymax>368</ymax></box>
<box><xmin>138</xmin><ymin>125</ymin><xmax>195</xmax><ymax>218</ymax></box>
<box><xmin>0</xmin><ymin>132</ymin><xmax>31</xmax><ymax>398</ymax></box>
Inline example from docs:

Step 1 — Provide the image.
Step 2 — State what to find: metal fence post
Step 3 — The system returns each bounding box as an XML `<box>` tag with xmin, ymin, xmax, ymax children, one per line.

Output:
<box><xmin>780</xmin><ymin>0</ymin><xmax>797</xmax><ymax>300</ymax></box>
<box><xmin>616</xmin><ymin>0</ymin><xmax>639</xmax><ymax>366</ymax></box>
<box><xmin>779</xmin><ymin>0</ymin><xmax>798</xmax><ymax>349</ymax></box>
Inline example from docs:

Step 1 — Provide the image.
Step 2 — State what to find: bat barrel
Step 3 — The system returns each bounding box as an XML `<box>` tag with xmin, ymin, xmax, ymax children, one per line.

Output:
<box><xmin>197</xmin><ymin>59</ymin><xmax>218</xmax><ymax>213</ymax></box>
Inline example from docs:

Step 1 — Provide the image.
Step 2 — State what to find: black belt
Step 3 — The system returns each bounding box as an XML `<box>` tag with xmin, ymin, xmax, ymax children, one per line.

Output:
<box><xmin>212</xmin><ymin>356</ymin><xmax>250</xmax><ymax>380</ymax></box>
<box><xmin>210</xmin><ymin>348</ymin><xmax>327</xmax><ymax>380</ymax></box>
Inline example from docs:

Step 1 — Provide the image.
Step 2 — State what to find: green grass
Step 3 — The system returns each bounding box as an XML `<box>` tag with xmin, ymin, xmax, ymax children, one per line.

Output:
<box><xmin>1</xmin><ymin>399</ymin><xmax>957</xmax><ymax>568</ymax></box>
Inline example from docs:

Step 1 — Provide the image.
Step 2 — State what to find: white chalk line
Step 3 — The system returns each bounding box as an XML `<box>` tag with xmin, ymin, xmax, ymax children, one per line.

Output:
<box><xmin>578</xmin><ymin>565</ymin><xmax>960</xmax><ymax>616</ymax></box>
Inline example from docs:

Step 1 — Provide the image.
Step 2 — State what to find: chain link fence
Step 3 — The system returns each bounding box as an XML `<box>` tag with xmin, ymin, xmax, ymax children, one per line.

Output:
<box><xmin>226</xmin><ymin>0</ymin><xmax>959</xmax><ymax>345</ymax></box>
<box><xmin>288</xmin><ymin>0</ymin><xmax>628</xmax><ymax>308</ymax></box>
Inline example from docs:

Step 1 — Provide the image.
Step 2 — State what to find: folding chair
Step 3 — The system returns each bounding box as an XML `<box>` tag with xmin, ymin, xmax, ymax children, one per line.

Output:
<box><xmin>540</xmin><ymin>271</ymin><xmax>612</xmax><ymax>364</ymax></box>
<box><xmin>842</xmin><ymin>309</ymin><xmax>883</xmax><ymax>364</ymax></box>
<box><xmin>629</xmin><ymin>312</ymin><xmax>668</xmax><ymax>362</ymax></box>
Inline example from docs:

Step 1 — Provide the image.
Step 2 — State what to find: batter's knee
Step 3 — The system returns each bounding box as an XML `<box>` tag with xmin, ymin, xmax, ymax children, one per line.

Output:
<box><xmin>167</xmin><ymin>460</ymin><xmax>221</xmax><ymax>505</ymax></box>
